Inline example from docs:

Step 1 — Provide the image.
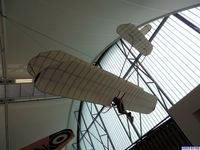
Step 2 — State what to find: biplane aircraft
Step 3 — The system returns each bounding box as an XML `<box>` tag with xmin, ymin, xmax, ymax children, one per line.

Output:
<box><xmin>22</xmin><ymin>23</ymin><xmax>156</xmax><ymax>149</ymax></box>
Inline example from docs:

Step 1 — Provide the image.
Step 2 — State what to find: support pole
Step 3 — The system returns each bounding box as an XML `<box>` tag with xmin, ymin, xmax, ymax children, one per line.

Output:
<box><xmin>0</xmin><ymin>0</ymin><xmax>8</xmax><ymax>149</ymax></box>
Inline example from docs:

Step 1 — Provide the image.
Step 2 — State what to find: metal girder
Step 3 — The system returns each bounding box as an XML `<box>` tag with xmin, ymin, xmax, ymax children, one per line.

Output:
<box><xmin>119</xmin><ymin>39</ymin><xmax>174</xmax><ymax>109</ymax></box>
<box><xmin>77</xmin><ymin>103</ymin><xmax>116</xmax><ymax>150</ymax></box>
<box><xmin>76</xmin><ymin>16</ymin><xmax>174</xmax><ymax>150</ymax></box>
<box><xmin>0</xmin><ymin>0</ymin><xmax>9</xmax><ymax>149</ymax></box>
<box><xmin>174</xmin><ymin>13</ymin><xmax>200</xmax><ymax>34</ymax></box>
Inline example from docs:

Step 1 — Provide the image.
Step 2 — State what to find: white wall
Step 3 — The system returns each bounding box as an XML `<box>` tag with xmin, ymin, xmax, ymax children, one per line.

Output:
<box><xmin>0</xmin><ymin>98</ymin><xmax>72</xmax><ymax>150</ymax></box>
<box><xmin>169</xmin><ymin>85</ymin><xmax>200</xmax><ymax>145</ymax></box>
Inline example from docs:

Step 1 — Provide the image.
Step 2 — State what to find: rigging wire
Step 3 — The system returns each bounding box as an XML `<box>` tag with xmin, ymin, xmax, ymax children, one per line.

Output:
<box><xmin>2</xmin><ymin>15</ymin><xmax>93</xmax><ymax>59</ymax></box>
<box><xmin>6</xmin><ymin>19</ymin><xmax>48</xmax><ymax>50</ymax></box>
<box><xmin>101</xmin><ymin>106</ymin><xmax>112</xmax><ymax>114</ymax></box>
<box><xmin>118</xmin><ymin>40</ymin><xmax>133</xmax><ymax>78</ymax></box>
<box><xmin>125</xmin><ymin>55</ymin><xmax>146</xmax><ymax>81</ymax></box>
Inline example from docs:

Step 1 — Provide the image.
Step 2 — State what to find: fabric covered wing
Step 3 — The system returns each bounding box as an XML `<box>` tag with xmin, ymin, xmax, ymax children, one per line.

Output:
<box><xmin>140</xmin><ymin>24</ymin><xmax>152</xmax><ymax>35</ymax></box>
<box><xmin>116</xmin><ymin>23</ymin><xmax>153</xmax><ymax>56</ymax></box>
<box><xmin>27</xmin><ymin>50</ymin><xmax>157</xmax><ymax>113</ymax></box>
<box><xmin>122</xmin><ymin>83</ymin><xmax>157</xmax><ymax>113</ymax></box>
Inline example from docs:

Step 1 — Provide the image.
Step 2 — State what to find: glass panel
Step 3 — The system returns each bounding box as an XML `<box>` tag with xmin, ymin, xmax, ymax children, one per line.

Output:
<box><xmin>100</xmin><ymin>44</ymin><xmax>131</xmax><ymax>77</ymax></box>
<box><xmin>179</xmin><ymin>7</ymin><xmax>200</xmax><ymax>29</ymax></box>
<box><xmin>79</xmin><ymin>5</ymin><xmax>200</xmax><ymax>150</ymax></box>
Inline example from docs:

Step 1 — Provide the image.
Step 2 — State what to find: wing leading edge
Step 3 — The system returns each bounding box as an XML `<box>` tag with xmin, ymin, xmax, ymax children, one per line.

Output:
<box><xmin>27</xmin><ymin>50</ymin><xmax>157</xmax><ymax>114</ymax></box>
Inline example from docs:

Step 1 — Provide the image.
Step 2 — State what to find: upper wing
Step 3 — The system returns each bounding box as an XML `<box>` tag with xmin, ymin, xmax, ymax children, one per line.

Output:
<box><xmin>28</xmin><ymin>50</ymin><xmax>157</xmax><ymax>113</ymax></box>
<box><xmin>116</xmin><ymin>23</ymin><xmax>153</xmax><ymax>56</ymax></box>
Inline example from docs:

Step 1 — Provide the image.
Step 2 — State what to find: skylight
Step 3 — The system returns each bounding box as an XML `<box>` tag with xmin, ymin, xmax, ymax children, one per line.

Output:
<box><xmin>78</xmin><ymin>6</ymin><xmax>200</xmax><ymax>150</ymax></box>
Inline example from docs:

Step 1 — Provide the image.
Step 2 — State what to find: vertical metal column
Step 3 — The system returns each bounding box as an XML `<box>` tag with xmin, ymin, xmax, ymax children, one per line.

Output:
<box><xmin>0</xmin><ymin>0</ymin><xmax>6</xmax><ymax>79</ymax></box>
<box><xmin>79</xmin><ymin>106</ymin><xmax>105</xmax><ymax>141</ymax></box>
<box><xmin>80</xmin><ymin>113</ymin><xmax>96</xmax><ymax>149</ymax></box>
<box><xmin>119</xmin><ymin>39</ymin><xmax>174</xmax><ymax>109</ymax></box>
<box><xmin>77</xmin><ymin>16</ymin><xmax>173</xmax><ymax>149</ymax></box>
<box><xmin>0</xmin><ymin>0</ymin><xmax>8</xmax><ymax>149</ymax></box>
<box><xmin>94</xmin><ymin>104</ymin><xmax>116</xmax><ymax>150</ymax></box>
<box><xmin>85</xmin><ymin>103</ymin><xmax>109</xmax><ymax>150</ymax></box>
<box><xmin>75</xmin><ymin>109</ymin><xmax>90</xmax><ymax>150</ymax></box>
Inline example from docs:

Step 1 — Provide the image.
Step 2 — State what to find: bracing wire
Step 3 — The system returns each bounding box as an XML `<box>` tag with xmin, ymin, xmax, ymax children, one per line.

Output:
<box><xmin>6</xmin><ymin>18</ymin><xmax>48</xmax><ymax>50</ymax></box>
<box><xmin>101</xmin><ymin>106</ymin><xmax>112</xmax><ymax>114</ymax></box>
<box><xmin>119</xmin><ymin>41</ymin><xmax>132</xmax><ymax>78</ymax></box>
<box><xmin>3</xmin><ymin>15</ymin><xmax>93</xmax><ymax>59</ymax></box>
<box><xmin>126</xmin><ymin>55</ymin><xmax>146</xmax><ymax>81</ymax></box>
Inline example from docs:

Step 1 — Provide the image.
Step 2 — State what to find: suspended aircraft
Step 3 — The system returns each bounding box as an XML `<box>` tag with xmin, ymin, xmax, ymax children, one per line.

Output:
<box><xmin>22</xmin><ymin>23</ymin><xmax>156</xmax><ymax>149</ymax></box>
<box><xmin>27</xmin><ymin>23</ymin><xmax>156</xmax><ymax>114</ymax></box>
